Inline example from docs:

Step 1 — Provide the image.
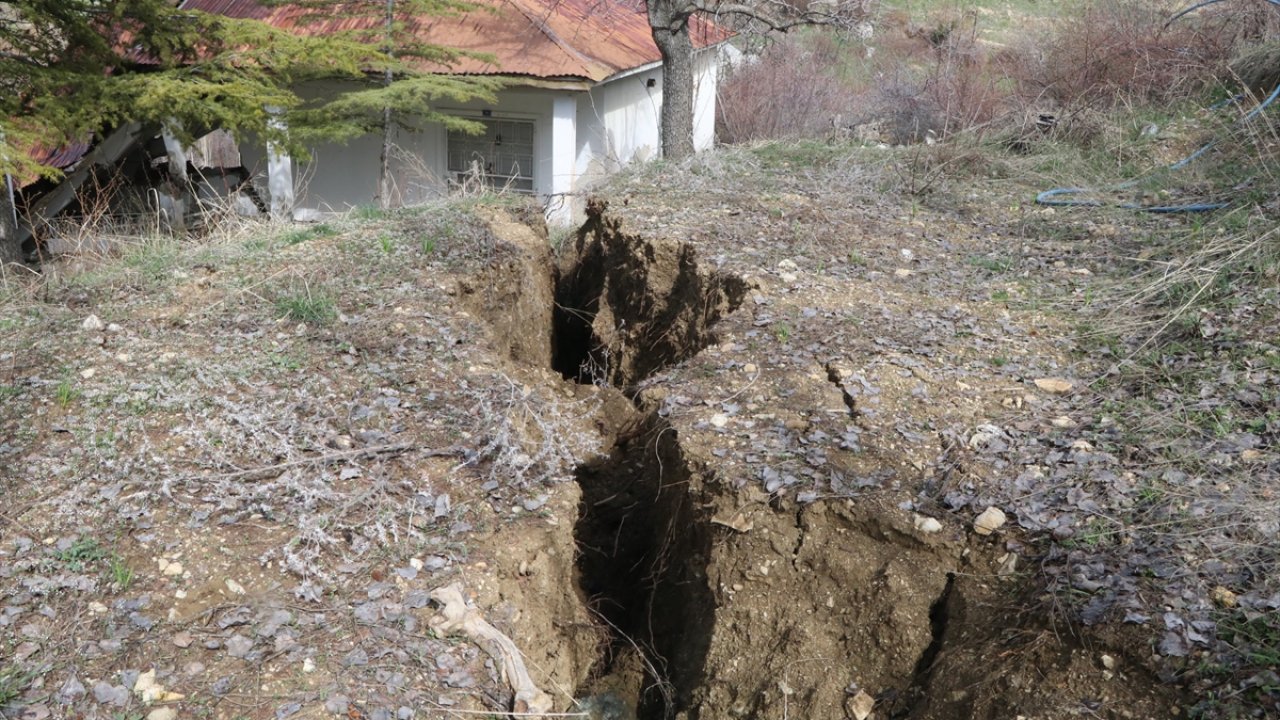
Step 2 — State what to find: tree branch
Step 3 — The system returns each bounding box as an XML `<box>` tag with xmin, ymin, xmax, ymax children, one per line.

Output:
<box><xmin>692</xmin><ymin>0</ymin><xmax>866</xmax><ymax>31</ymax></box>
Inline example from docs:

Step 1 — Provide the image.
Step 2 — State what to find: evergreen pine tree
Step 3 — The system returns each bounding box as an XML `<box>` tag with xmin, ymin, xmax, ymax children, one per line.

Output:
<box><xmin>0</xmin><ymin>0</ymin><xmax>499</xmax><ymax>260</ymax></box>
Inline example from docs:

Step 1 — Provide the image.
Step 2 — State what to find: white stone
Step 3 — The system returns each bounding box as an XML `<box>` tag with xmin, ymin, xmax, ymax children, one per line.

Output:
<box><xmin>974</xmin><ymin>506</ymin><xmax>1008</xmax><ymax>535</ymax></box>
<box><xmin>302</xmin><ymin>658</ymin><xmax>316</xmax><ymax>673</ymax></box>
<box><xmin>82</xmin><ymin>315</ymin><xmax>105</xmax><ymax>332</ymax></box>
<box><xmin>848</xmin><ymin>690</ymin><xmax>875</xmax><ymax>720</ymax></box>
<box><xmin>710</xmin><ymin>414</ymin><xmax>729</xmax><ymax>428</ymax></box>
<box><xmin>914</xmin><ymin>515</ymin><xmax>943</xmax><ymax>534</ymax></box>
<box><xmin>225</xmin><ymin>579</ymin><xmax>246</xmax><ymax>595</ymax></box>
<box><xmin>133</xmin><ymin>669</ymin><xmax>157</xmax><ymax>698</ymax></box>
<box><xmin>1033</xmin><ymin>378</ymin><xmax>1073</xmax><ymax>394</ymax></box>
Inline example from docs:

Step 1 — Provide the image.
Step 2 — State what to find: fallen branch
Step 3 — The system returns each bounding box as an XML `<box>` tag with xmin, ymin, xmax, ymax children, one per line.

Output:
<box><xmin>429</xmin><ymin>583</ymin><xmax>554</xmax><ymax>717</ymax></box>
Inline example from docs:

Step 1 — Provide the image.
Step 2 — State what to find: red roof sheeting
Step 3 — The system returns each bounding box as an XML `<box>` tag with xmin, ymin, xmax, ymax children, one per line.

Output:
<box><xmin>181</xmin><ymin>0</ymin><xmax>730</xmax><ymax>82</ymax></box>
<box><xmin>31</xmin><ymin>141</ymin><xmax>94</xmax><ymax>171</ymax></box>
<box><xmin>11</xmin><ymin>140</ymin><xmax>93</xmax><ymax>188</ymax></box>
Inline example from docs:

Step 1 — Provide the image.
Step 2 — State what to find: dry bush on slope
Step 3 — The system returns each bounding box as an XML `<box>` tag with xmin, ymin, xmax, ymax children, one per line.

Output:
<box><xmin>716</xmin><ymin>0</ymin><xmax>1272</xmax><ymax>148</ymax></box>
<box><xmin>1014</xmin><ymin>1</ymin><xmax>1235</xmax><ymax>108</ymax></box>
<box><xmin>716</xmin><ymin>34</ymin><xmax>862</xmax><ymax>143</ymax></box>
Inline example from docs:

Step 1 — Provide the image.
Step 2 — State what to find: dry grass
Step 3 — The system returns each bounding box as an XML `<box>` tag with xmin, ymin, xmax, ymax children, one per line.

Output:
<box><xmin>1229</xmin><ymin>39</ymin><xmax>1280</xmax><ymax>98</ymax></box>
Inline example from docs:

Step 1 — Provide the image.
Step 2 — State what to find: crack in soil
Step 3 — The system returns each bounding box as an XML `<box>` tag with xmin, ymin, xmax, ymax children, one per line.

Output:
<box><xmin>825</xmin><ymin>361</ymin><xmax>861</xmax><ymax>419</ymax></box>
<box><xmin>549</xmin><ymin>203</ymin><xmax>740</xmax><ymax>718</ymax></box>
<box><xmin>897</xmin><ymin>572</ymin><xmax>957</xmax><ymax>717</ymax></box>
<box><xmin>552</xmin><ymin>199</ymin><xmax>749</xmax><ymax>390</ymax></box>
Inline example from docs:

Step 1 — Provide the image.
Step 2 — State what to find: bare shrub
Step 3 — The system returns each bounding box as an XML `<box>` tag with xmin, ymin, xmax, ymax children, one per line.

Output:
<box><xmin>876</xmin><ymin>25</ymin><xmax>1011</xmax><ymax>143</ymax></box>
<box><xmin>924</xmin><ymin>25</ymin><xmax>1011</xmax><ymax>137</ymax></box>
<box><xmin>715</xmin><ymin>0</ymin><xmax>1271</xmax><ymax>149</ymax></box>
<box><xmin>716</xmin><ymin>33</ymin><xmax>860</xmax><ymax>143</ymax></box>
<box><xmin>1011</xmin><ymin>0</ymin><xmax>1244</xmax><ymax>109</ymax></box>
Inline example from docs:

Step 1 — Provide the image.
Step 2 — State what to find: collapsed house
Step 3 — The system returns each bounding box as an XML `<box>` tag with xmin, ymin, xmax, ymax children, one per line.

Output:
<box><xmin>6</xmin><ymin>126</ymin><xmax>260</xmax><ymax>258</ymax></box>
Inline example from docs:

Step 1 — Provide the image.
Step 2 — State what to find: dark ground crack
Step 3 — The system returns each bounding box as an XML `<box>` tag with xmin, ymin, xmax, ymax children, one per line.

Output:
<box><xmin>895</xmin><ymin>571</ymin><xmax>957</xmax><ymax>717</ymax></box>
<box><xmin>824</xmin><ymin>361</ymin><xmax>859</xmax><ymax>419</ymax></box>
<box><xmin>790</xmin><ymin>507</ymin><xmax>806</xmax><ymax>569</ymax></box>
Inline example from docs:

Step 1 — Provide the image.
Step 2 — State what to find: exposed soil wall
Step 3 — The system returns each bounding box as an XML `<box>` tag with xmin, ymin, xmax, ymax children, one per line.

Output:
<box><xmin>553</xmin><ymin>198</ymin><xmax>749</xmax><ymax>389</ymax></box>
<box><xmin>465</xmin><ymin>205</ymin><xmax>1183</xmax><ymax>720</ymax></box>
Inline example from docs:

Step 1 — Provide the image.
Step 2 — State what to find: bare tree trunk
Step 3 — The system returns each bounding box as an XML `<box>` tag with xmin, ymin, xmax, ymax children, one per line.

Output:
<box><xmin>378</xmin><ymin>0</ymin><xmax>395</xmax><ymax>209</ymax></box>
<box><xmin>649</xmin><ymin>0</ymin><xmax>696</xmax><ymax>161</ymax></box>
<box><xmin>0</xmin><ymin>175</ymin><xmax>21</xmax><ymax>266</ymax></box>
<box><xmin>379</xmin><ymin>105</ymin><xmax>394</xmax><ymax>209</ymax></box>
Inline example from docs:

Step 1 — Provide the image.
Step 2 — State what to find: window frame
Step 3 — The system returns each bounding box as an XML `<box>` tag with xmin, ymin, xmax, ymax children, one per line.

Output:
<box><xmin>445</xmin><ymin>115</ymin><xmax>536</xmax><ymax>195</ymax></box>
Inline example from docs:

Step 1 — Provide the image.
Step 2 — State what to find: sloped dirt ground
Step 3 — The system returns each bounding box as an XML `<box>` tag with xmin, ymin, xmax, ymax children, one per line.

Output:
<box><xmin>0</xmin><ymin>142</ymin><xmax>1275</xmax><ymax>720</ymax></box>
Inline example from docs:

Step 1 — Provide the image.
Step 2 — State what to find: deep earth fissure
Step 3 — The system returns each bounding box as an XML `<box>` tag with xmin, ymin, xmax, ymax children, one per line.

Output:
<box><xmin>551</xmin><ymin>206</ymin><xmax>747</xmax><ymax>718</ymax></box>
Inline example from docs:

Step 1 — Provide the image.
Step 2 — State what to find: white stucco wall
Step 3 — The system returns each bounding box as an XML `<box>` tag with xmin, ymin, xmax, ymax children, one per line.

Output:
<box><xmin>580</xmin><ymin>64</ymin><xmax>664</xmax><ymax>177</ymax></box>
<box><xmin>693</xmin><ymin>48</ymin><xmax>719</xmax><ymax>153</ymax></box>
<box><xmin>575</xmin><ymin>50</ymin><xmax>720</xmax><ymax>184</ymax></box>
<box><xmin>239</xmin><ymin>52</ymin><xmax>721</xmax><ymax>223</ymax></box>
<box><xmin>242</xmin><ymin>81</ymin><xmax>570</xmax><ymax>214</ymax></box>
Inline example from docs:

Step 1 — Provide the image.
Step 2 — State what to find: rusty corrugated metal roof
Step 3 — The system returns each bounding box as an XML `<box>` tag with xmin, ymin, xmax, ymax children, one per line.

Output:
<box><xmin>31</xmin><ymin>142</ymin><xmax>93</xmax><ymax>171</ymax></box>
<box><xmin>11</xmin><ymin>140</ymin><xmax>92</xmax><ymax>188</ymax></box>
<box><xmin>181</xmin><ymin>0</ymin><xmax>730</xmax><ymax>83</ymax></box>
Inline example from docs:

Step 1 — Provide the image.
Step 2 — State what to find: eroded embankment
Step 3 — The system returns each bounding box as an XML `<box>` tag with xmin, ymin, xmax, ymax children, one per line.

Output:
<box><xmin>460</xmin><ymin>204</ymin><xmax>1164</xmax><ymax>720</ymax></box>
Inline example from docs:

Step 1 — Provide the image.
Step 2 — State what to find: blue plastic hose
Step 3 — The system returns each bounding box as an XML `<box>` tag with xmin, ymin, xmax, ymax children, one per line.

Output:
<box><xmin>1167</xmin><ymin>0</ymin><xmax>1280</xmax><ymax>28</ymax></box>
<box><xmin>1036</xmin><ymin>0</ymin><xmax>1280</xmax><ymax>213</ymax></box>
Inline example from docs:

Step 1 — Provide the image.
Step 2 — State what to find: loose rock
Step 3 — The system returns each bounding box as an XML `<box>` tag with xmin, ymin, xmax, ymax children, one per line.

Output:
<box><xmin>914</xmin><ymin>515</ymin><xmax>943</xmax><ymax>534</ymax></box>
<box><xmin>846</xmin><ymin>690</ymin><xmax>875</xmax><ymax>720</ymax></box>
<box><xmin>1210</xmin><ymin>586</ymin><xmax>1237</xmax><ymax>608</ymax></box>
<box><xmin>1033</xmin><ymin>378</ymin><xmax>1073</xmax><ymax>394</ymax></box>
<box><xmin>974</xmin><ymin>506</ymin><xmax>1008</xmax><ymax>535</ymax></box>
